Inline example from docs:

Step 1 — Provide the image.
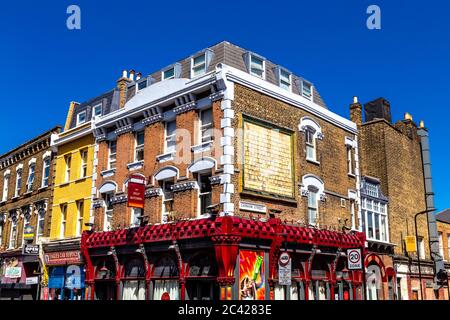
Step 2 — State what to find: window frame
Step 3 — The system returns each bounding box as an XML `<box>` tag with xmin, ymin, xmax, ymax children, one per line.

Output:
<box><xmin>77</xmin><ymin>111</ymin><xmax>87</xmax><ymax>125</ymax></box>
<box><xmin>76</xmin><ymin>200</ymin><xmax>84</xmax><ymax>237</ymax></box>
<box><xmin>8</xmin><ymin>217</ymin><xmax>17</xmax><ymax>249</ymax></box>
<box><xmin>41</xmin><ymin>157</ymin><xmax>51</xmax><ymax>187</ymax></box>
<box><xmin>162</xmin><ymin>67</ymin><xmax>175</xmax><ymax>81</ymax></box>
<box><xmin>130</xmin><ymin>207</ymin><xmax>143</xmax><ymax>227</ymax></box>
<box><xmin>37</xmin><ymin>209</ymin><xmax>45</xmax><ymax>240</ymax></box>
<box><xmin>134</xmin><ymin>131</ymin><xmax>145</xmax><ymax>162</ymax></box>
<box><xmin>301</xmin><ymin>81</ymin><xmax>313</xmax><ymax>100</ymax></box>
<box><xmin>249</xmin><ymin>54</ymin><xmax>265</xmax><ymax>79</ymax></box>
<box><xmin>191</xmin><ymin>53</ymin><xmax>207</xmax><ymax>78</ymax></box>
<box><xmin>305</xmin><ymin>127</ymin><xmax>317</xmax><ymax>161</ymax></box>
<box><xmin>199</xmin><ymin>108</ymin><xmax>213</xmax><ymax>144</ymax></box>
<box><xmin>21</xmin><ymin>212</ymin><xmax>31</xmax><ymax>247</ymax></box>
<box><xmin>64</xmin><ymin>155</ymin><xmax>71</xmax><ymax>183</ymax></box>
<box><xmin>161</xmin><ymin>179</ymin><xmax>174</xmax><ymax>223</ymax></box>
<box><xmin>103</xmin><ymin>192</ymin><xmax>114</xmax><ymax>231</ymax></box>
<box><xmin>14</xmin><ymin>170</ymin><xmax>22</xmax><ymax>197</ymax></box>
<box><xmin>92</xmin><ymin>103</ymin><xmax>102</xmax><ymax>119</ymax></box>
<box><xmin>307</xmin><ymin>188</ymin><xmax>319</xmax><ymax>226</ymax></box>
<box><xmin>279</xmin><ymin>68</ymin><xmax>292</xmax><ymax>91</ymax></box>
<box><xmin>165</xmin><ymin>120</ymin><xmax>176</xmax><ymax>154</ymax></box>
<box><xmin>80</xmin><ymin>149</ymin><xmax>88</xmax><ymax>178</ymax></box>
<box><xmin>197</xmin><ymin>172</ymin><xmax>212</xmax><ymax>217</ymax></box>
<box><xmin>361</xmin><ymin>198</ymin><xmax>389</xmax><ymax>242</ymax></box>
<box><xmin>108</xmin><ymin>140</ymin><xmax>117</xmax><ymax>169</ymax></box>
<box><xmin>26</xmin><ymin>163</ymin><xmax>35</xmax><ymax>192</ymax></box>
<box><xmin>2</xmin><ymin>174</ymin><xmax>9</xmax><ymax>202</ymax></box>
<box><xmin>60</xmin><ymin>204</ymin><xmax>67</xmax><ymax>239</ymax></box>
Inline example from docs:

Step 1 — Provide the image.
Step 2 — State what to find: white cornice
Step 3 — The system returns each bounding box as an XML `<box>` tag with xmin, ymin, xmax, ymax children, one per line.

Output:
<box><xmin>51</xmin><ymin>122</ymin><xmax>94</xmax><ymax>149</ymax></box>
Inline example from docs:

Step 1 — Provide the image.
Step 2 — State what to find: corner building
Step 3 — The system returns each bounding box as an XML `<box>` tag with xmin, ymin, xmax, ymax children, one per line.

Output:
<box><xmin>82</xmin><ymin>41</ymin><xmax>366</xmax><ymax>300</ymax></box>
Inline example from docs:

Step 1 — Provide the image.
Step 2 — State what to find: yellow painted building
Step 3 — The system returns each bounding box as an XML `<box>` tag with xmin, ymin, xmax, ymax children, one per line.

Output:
<box><xmin>50</xmin><ymin>125</ymin><xmax>94</xmax><ymax>239</ymax></box>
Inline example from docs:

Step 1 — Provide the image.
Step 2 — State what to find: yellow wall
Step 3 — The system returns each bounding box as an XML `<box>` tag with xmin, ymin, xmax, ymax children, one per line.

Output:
<box><xmin>50</xmin><ymin>133</ymin><xmax>94</xmax><ymax>239</ymax></box>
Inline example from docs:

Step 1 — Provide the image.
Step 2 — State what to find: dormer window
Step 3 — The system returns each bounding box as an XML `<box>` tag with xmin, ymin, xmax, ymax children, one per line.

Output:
<box><xmin>249</xmin><ymin>54</ymin><xmax>265</xmax><ymax>78</ymax></box>
<box><xmin>366</xmin><ymin>183</ymin><xmax>378</xmax><ymax>197</ymax></box>
<box><xmin>137</xmin><ymin>79</ymin><xmax>147</xmax><ymax>91</ymax></box>
<box><xmin>77</xmin><ymin>111</ymin><xmax>86</xmax><ymax>125</ymax></box>
<box><xmin>192</xmin><ymin>53</ymin><xmax>206</xmax><ymax>77</ymax></box>
<box><xmin>279</xmin><ymin>69</ymin><xmax>291</xmax><ymax>91</ymax></box>
<box><xmin>301</xmin><ymin>81</ymin><xmax>312</xmax><ymax>100</ymax></box>
<box><xmin>92</xmin><ymin>103</ymin><xmax>102</xmax><ymax>118</ymax></box>
<box><xmin>162</xmin><ymin>68</ymin><xmax>175</xmax><ymax>80</ymax></box>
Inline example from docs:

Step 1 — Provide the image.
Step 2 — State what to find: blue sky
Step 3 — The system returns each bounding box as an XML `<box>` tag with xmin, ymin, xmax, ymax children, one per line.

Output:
<box><xmin>0</xmin><ymin>0</ymin><xmax>449</xmax><ymax>209</ymax></box>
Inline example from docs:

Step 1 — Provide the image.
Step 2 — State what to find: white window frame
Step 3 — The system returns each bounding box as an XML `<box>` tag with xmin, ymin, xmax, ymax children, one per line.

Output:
<box><xmin>76</xmin><ymin>200</ymin><xmax>84</xmax><ymax>236</ymax></box>
<box><xmin>302</xmin><ymin>81</ymin><xmax>313</xmax><ymax>100</ymax></box>
<box><xmin>37</xmin><ymin>209</ymin><xmax>45</xmax><ymax>240</ymax></box>
<box><xmin>197</xmin><ymin>172</ymin><xmax>212</xmax><ymax>217</ymax></box>
<box><xmin>64</xmin><ymin>155</ymin><xmax>71</xmax><ymax>182</ymax></box>
<box><xmin>361</xmin><ymin>198</ymin><xmax>389</xmax><ymax>242</ymax></box>
<box><xmin>41</xmin><ymin>157</ymin><xmax>51</xmax><ymax>187</ymax></box>
<box><xmin>347</xmin><ymin>146</ymin><xmax>354</xmax><ymax>175</ymax></box>
<box><xmin>165</xmin><ymin>121</ymin><xmax>176</xmax><ymax>154</ymax></box>
<box><xmin>108</xmin><ymin>140</ymin><xmax>117</xmax><ymax>169</ymax></box>
<box><xmin>103</xmin><ymin>193</ymin><xmax>114</xmax><ymax>231</ymax></box>
<box><xmin>60</xmin><ymin>204</ymin><xmax>67</xmax><ymax>239</ymax></box>
<box><xmin>21</xmin><ymin>212</ymin><xmax>31</xmax><ymax>247</ymax></box>
<box><xmin>77</xmin><ymin>111</ymin><xmax>87</xmax><ymax>125</ymax></box>
<box><xmin>305</xmin><ymin>127</ymin><xmax>317</xmax><ymax>162</ymax></box>
<box><xmin>191</xmin><ymin>53</ymin><xmax>207</xmax><ymax>78</ymax></box>
<box><xmin>307</xmin><ymin>188</ymin><xmax>319</xmax><ymax>226</ymax></box>
<box><xmin>134</xmin><ymin>131</ymin><xmax>145</xmax><ymax>162</ymax></box>
<box><xmin>162</xmin><ymin>67</ymin><xmax>175</xmax><ymax>80</ymax></box>
<box><xmin>279</xmin><ymin>69</ymin><xmax>292</xmax><ymax>91</ymax></box>
<box><xmin>199</xmin><ymin>108</ymin><xmax>213</xmax><ymax>144</ymax></box>
<box><xmin>161</xmin><ymin>179</ymin><xmax>174</xmax><ymax>223</ymax></box>
<box><xmin>249</xmin><ymin>54</ymin><xmax>265</xmax><ymax>79</ymax></box>
<box><xmin>26</xmin><ymin>164</ymin><xmax>35</xmax><ymax>192</ymax></box>
<box><xmin>130</xmin><ymin>208</ymin><xmax>143</xmax><ymax>227</ymax></box>
<box><xmin>14</xmin><ymin>170</ymin><xmax>22</xmax><ymax>197</ymax></box>
<box><xmin>80</xmin><ymin>149</ymin><xmax>88</xmax><ymax>178</ymax></box>
<box><xmin>92</xmin><ymin>103</ymin><xmax>102</xmax><ymax>119</ymax></box>
<box><xmin>366</xmin><ymin>183</ymin><xmax>378</xmax><ymax>198</ymax></box>
<box><xmin>2</xmin><ymin>175</ymin><xmax>9</xmax><ymax>202</ymax></box>
<box><xmin>8</xmin><ymin>218</ymin><xmax>17</xmax><ymax>249</ymax></box>
<box><xmin>439</xmin><ymin>232</ymin><xmax>444</xmax><ymax>259</ymax></box>
<box><xmin>136</xmin><ymin>79</ymin><xmax>148</xmax><ymax>91</ymax></box>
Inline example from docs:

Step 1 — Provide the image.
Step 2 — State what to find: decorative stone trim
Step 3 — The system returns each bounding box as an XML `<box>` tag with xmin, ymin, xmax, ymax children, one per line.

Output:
<box><xmin>111</xmin><ymin>194</ymin><xmax>127</xmax><ymax>205</ymax></box>
<box><xmin>191</xmin><ymin>141</ymin><xmax>213</xmax><ymax>154</ymax></box>
<box><xmin>142</xmin><ymin>114</ymin><xmax>163</xmax><ymax>126</ymax></box>
<box><xmin>127</xmin><ymin>160</ymin><xmax>144</xmax><ymax>171</ymax></box>
<box><xmin>94</xmin><ymin>128</ymin><xmax>107</xmax><ymax>142</ymax></box>
<box><xmin>93</xmin><ymin>199</ymin><xmax>105</xmax><ymax>209</ymax></box>
<box><xmin>114</xmin><ymin>124</ymin><xmax>133</xmax><ymax>136</ymax></box>
<box><xmin>145</xmin><ymin>188</ymin><xmax>163</xmax><ymax>198</ymax></box>
<box><xmin>209</xmin><ymin>91</ymin><xmax>224</xmax><ymax>102</ymax></box>
<box><xmin>171</xmin><ymin>181</ymin><xmax>198</xmax><ymax>192</ymax></box>
<box><xmin>317</xmin><ymin>132</ymin><xmax>324</xmax><ymax>141</ymax></box>
<box><xmin>209</xmin><ymin>175</ymin><xmax>221</xmax><ymax>185</ymax></box>
<box><xmin>173</xmin><ymin>101</ymin><xmax>197</xmax><ymax>115</ymax></box>
<box><xmin>156</xmin><ymin>152</ymin><xmax>175</xmax><ymax>163</ymax></box>
<box><xmin>100</xmin><ymin>168</ymin><xmax>116</xmax><ymax>178</ymax></box>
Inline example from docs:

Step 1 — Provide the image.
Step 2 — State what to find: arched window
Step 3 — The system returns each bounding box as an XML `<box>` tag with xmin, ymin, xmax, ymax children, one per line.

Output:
<box><xmin>301</xmin><ymin>175</ymin><xmax>325</xmax><ymax>226</ymax></box>
<box><xmin>152</xmin><ymin>255</ymin><xmax>179</xmax><ymax>300</ymax></box>
<box><xmin>299</xmin><ymin>117</ymin><xmax>323</xmax><ymax>162</ymax></box>
<box><xmin>122</xmin><ymin>257</ymin><xmax>146</xmax><ymax>300</ymax></box>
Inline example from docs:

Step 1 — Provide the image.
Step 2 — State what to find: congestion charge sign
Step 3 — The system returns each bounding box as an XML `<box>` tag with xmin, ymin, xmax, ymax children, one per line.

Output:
<box><xmin>347</xmin><ymin>248</ymin><xmax>363</xmax><ymax>270</ymax></box>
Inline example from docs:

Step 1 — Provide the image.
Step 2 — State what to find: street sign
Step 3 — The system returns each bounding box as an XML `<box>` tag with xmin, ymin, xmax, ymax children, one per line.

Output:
<box><xmin>127</xmin><ymin>174</ymin><xmax>146</xmax><ymax>208</ymax></box>
<box><xmin>278</xmin><ymin>252</ymin><xmax>292</xmax><ymax>285</ymax></box>
<box><xmin>26</xmin><ymin>276</ymin><xmax>39</xmax><ymax>285</ymax></box>
<box><xmin>347</xmin><ymin>248</ymin><xmax>363</xmax><ymax>270</ymax></box>
<box><xmin>22</xmin><ymin>244</ymin><xmax>39</xmax><ymax>255</ymax></box>
<box><xmin>405</xmin><ymin>236</ymin><xmax>417</xmax><ymax>253</ymax></box>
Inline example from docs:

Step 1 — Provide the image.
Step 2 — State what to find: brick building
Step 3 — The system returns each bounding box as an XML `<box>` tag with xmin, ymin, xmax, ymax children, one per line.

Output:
<box><xmin>350</xmin><ymin>97</ymin><xmax>447</xmax><ymax>300</ymax></box>
<box><xmin>80</xmin><ymin>41</ymin><xmax>366</xmax><ymax>300</ymax></box>
<box><xmin>0</xmin><ymin>126</ymin><xmax>61</xmax><ymax>300</ymax></box>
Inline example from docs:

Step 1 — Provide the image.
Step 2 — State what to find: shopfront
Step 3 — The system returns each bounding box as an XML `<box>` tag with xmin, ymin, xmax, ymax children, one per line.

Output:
<box><xmin>81</xmin><ymin>216</ymin><xmax>366</xmax><ymax>301</ymax></box>
<box><xmin>44</xmin><ymin>249</ymin><xmax>85</xmax><ymax>300</ymax></box>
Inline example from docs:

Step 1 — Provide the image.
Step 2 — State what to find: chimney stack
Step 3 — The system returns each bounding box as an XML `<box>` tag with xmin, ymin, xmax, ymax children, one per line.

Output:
<box><xmin>364</xmin><ymin>98</ymin><xmax>392</xmax><ymax>123</ymax></box>
<box><xmin>117</xmin><ymin>69</ymin><xmax>132</xmax><ymax>108</ymax></box>
<box><xmin>350</xmin><ymin>96</ymin><xmax>363</xmax><ymax>126</ymax></box>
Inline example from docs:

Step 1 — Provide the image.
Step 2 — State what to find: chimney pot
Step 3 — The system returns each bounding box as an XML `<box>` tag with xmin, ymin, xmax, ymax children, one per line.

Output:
<box><xmin>129</xmin><ymin>70</ymin><xmax>135</xmax><ymax>81</ymax></box>
<box><xmin>122</xmin><ymin>70</ymin><xmax>128</xmax><ymax>78</ymax></box>
<box><xmin>136</xmin><ymin>72</ymin><xmax>142</xmax><ymax>81</ymax></box>
<box><xmin>404</xmin><ymin>112</ymin><xmax>413</xmax><ymax>121</ymax></box>
<box><xmin>353</xmin><ymin>96</ymin><xmax>358</xmax><ymax>104</ymax></box>
<box><xmin>420</xmin><ymin>120</ymin><xmax>425</xmax><ymax>128</ymax></box>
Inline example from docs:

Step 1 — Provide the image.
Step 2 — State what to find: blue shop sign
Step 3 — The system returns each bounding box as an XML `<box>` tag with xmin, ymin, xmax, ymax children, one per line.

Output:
<box><xmin>48</xmin><ymin>265</ymin><xmax>85</xmax><ymax>289</ymax></box>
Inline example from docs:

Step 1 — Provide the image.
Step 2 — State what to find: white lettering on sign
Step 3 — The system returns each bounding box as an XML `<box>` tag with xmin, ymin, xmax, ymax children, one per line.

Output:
<box><xmin>239</xmin><ymin>201</ymin><xmax>267</xmax><ymax>213</ymax></box>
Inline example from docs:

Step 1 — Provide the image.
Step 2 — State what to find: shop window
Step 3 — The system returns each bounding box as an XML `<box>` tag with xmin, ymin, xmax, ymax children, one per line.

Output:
<box><xmin>152</xmin><ymin>255</ymin><xmax>179</xmax><ymax>300</ymax></box>
<box><xmin>290</xmin><ymin>281</ymin><xmax>306</xmax><ymax>300</ymax></box>
<box><xmin>122</xmin><ymin>258</ymin><xmax>146</xmax><ymax>300</ymax></box>
<box><xmin>186</xmin><ymin>254</ymin><xmax>218</xmax><ymax>300</ymax></box>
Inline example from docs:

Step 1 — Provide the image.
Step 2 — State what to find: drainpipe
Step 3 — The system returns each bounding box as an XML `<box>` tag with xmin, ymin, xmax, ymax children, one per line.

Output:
<box><xmin>417</xmin><ymin>123</ymin><xmax>445</xmax><ymax>290</ymax></box>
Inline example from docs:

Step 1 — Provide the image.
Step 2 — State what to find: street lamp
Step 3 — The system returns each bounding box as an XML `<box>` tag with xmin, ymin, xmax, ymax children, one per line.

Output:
<box><xmin>414</xmin><ymin>208</ymin><xmax>436</xmax><ymax>300</ymax></box>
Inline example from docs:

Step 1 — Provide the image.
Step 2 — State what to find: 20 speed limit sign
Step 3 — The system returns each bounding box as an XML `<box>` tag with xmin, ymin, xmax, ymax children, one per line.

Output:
<box><xmin>347</xmin><ymin>248</ymin><xmax>363</xmax><ymax>270</ymax></box>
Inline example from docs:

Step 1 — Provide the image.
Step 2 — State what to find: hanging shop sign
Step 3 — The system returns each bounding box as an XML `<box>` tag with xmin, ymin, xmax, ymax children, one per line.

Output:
<box><xmin>5</xmin><ymin>266</ymin><xmax>22</xmax><ymax>278</ymax></box>
<box><xmin>23</xmin><ymin>225</ymin><xmax>35</xmax><ymax>240</ymax></box>
<box><xmin>26</xmin><ymin>277</ymin><xmax>39</xmax><ymax>285</ymax></box>
<box><xmin>44</xmin><ymin>250</ymin><xmax>82</xmax><ymax>266</ymax></box>
<box><xmin>127</xmin><ymin>174</ymin><xmax>146</xmax><ymax>209</ymax></box>
<box><xmin>405</xmin><ymin>236</ymin><xmax>417</xmax><ymax>253</ymax></box>
<box><xmin>239</xmin><ymin>250</ymin><xmax>265</xmax><ymax>300</ymax></box>
<box><xmin>22</xmin><ymin>244</ymin><xmax>39</xmax><ymax>255</ymax></box>
<box><xmin>278</xmin><ymin>252</ymin><xmax>292</xmax><ymax>286</ymax></box>
<box><xmin>347</xmin><ymin>248</ymin><xmax>363</xmax><ymax>270</ymax></box>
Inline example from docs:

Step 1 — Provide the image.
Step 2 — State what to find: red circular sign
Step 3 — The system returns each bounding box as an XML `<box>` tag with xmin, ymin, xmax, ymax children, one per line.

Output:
<box><xmin>348</xmin><ymin>249</ymin><xmax>361</xmax><ymax>264</ymax></box>
<box><xmin>278</xmin><ymin>252</ymin><xmax>290</xmax><ymax>267</ymax></box>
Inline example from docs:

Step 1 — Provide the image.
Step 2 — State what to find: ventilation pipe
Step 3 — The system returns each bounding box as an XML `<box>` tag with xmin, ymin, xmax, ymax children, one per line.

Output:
<box><xmin>417</xmin><ymin>122</ymin><xmax>445</xmax><ymax>289</ymax></box>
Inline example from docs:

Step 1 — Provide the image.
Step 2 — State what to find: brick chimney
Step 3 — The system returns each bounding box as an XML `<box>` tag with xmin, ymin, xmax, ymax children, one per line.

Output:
<box><xmin>350</xmin><ymin>96</ymin><xmax>363</xmax><ymax>126</ymax></box>
<box><xmin>395</xmin><ymin>112</ymin><xmax>418</xmax><ymax>140</ymax></box>
<box><xmin>117</xmin><ymin>70</ymin><xmax>132</xmax><ymax>108</ymax></box>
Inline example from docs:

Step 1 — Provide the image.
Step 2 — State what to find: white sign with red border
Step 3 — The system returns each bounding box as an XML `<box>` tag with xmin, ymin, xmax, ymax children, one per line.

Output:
<box><xmin>278</xmin><ymin>252</ymin><xmax>291</xmax><ymax>285</ymax></box>
<box><xmin>347</xmin><ymin>248</ymin><xmax>362</xmax><ymax>270</ymax></box>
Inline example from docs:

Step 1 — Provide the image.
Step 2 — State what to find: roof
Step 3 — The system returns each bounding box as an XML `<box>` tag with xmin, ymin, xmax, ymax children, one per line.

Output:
<box><xmin>436</xmin><ymin>209</ymin><xmax>450</xmax><ymax>224</ymax></box>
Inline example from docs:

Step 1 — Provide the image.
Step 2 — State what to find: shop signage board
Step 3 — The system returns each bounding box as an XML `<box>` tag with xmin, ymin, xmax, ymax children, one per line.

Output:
<box><xmin>5</xmin><ymin>266</ymin><xmax>22</xmax><ymax>278</ymax></box>
<box><xmin>405</xmin><ymin>236</ymin><xmax>417</xmax><ymax>252</ymax></box>
<box><xmin>347</xmin><ymin>248</ymin><xmax>363</xmax><ymax>270</ymax></box>
<box><xmin>127</xmin><ymin>174</ymin><xmax>146</xmax><ymax>208</ymax></box>
<box><xmin>26</xmin><ymin>276</ymin><xmax>39</xmax><ymax>285</ymax></box>
<box><xmin>44</xmin><ymin>250</ymin><xmax>82</xmax><ymax>266</ymax></box>
<box><xmin>278</xmin><ymin>252</ymin><xmax>292</xmax><ymax>286</ymax></box>
<box><xmin>23</xmin><ymin>225</ymin><xmax>35</xmax><ymax>240</ymax></box>
<box><xmin>22</xmin><ymin>244</ymin><xmax>39</xmax><ymax>255</ymax></box>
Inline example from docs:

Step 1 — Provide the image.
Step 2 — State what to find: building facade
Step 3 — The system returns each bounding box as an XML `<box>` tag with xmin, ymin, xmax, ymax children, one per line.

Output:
<box><xmin>79</xmin><ymin>41</ymin><xmax>366</xmax><ymax>300</ymax></box>
<box><xmin>0</xmin><ymin>126</ymin><xmax>60</xmax><ymax>300</ymax></box>
<box><xmin>351</xmin><ymin>97</ymin><xmax>447</xmax><ymax>300</ymax></box>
